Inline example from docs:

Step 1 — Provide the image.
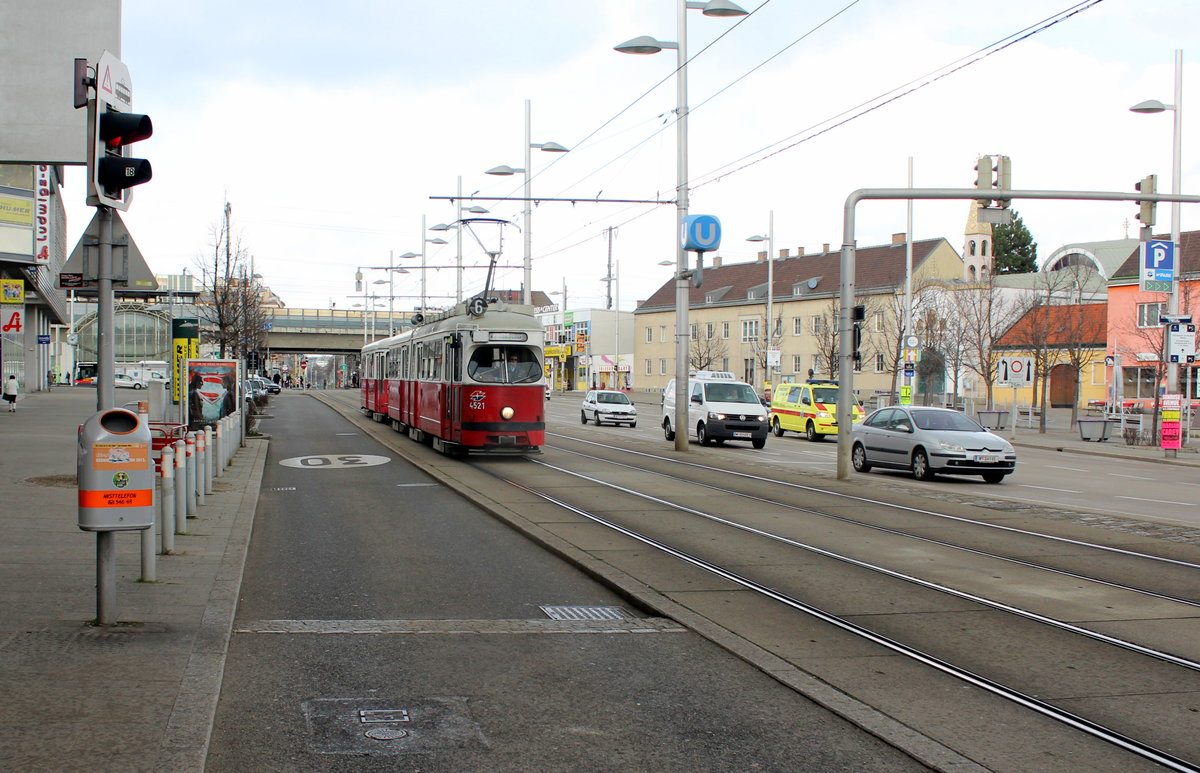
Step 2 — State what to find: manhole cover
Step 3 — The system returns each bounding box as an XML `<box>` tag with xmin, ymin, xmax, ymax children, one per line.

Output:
<box><xmin>303</xmin><ymin>697</ymin><xmax>485</xmax><ymax>755</ymax></box>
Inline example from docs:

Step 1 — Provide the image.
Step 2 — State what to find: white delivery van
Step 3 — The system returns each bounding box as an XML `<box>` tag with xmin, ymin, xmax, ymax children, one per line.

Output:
<box><xmin>662</xmin><ymin>371</ymin><xmax>768</xmax><ymax>449</ymax></box>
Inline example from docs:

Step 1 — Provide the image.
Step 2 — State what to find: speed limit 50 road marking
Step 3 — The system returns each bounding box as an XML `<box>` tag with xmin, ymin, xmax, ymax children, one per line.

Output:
<box><xmin>279</xmin><ymin>454</ymin><xmax>391</xmax><ymax>469</ymax></box>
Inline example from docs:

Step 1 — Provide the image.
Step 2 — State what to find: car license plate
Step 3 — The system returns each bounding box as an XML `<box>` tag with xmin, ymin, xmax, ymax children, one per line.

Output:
<box><xmin>733</xmin><ymin>432</ymin><xmax>751</xmax><ymax>438</ymax></box>
<box><xmin>973</xmin><ymin>454</ymin><xmax>998</xmax><ymax>463</ymax></box>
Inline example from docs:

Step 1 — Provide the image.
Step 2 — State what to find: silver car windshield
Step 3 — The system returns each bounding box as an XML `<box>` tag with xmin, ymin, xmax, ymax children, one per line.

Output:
<box><xmin>911</xmin><ymin>410</ymin><xmax>983</xmax><ymax>432</ymax></box>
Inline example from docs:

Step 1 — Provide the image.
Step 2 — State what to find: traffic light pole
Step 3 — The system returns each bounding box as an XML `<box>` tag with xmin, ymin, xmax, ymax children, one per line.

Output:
<box><xmin>835</xmin><ymin>186</ymin><xmax>1200</xmax><ymax>481</ymax></box>
<box><xmin>95</xmin><ymin>202</ymin><xmax>118</xmax><ymax>624</ymax></box>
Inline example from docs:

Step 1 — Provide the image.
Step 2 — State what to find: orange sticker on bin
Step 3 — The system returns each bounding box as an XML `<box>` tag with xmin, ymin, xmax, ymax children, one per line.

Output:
<box><xmin>79</xmin><ymin>489</ymin><xmax>153</xmax><ymax>508</ymax></box>
<box><xmin>91</xmin><ymin>443</ymin><xmax>150</xmax><ymax>470</ymax></box>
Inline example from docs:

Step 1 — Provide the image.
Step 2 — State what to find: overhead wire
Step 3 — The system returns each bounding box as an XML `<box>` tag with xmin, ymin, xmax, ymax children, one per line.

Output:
<box><xmin>533</xmin><ymin>0</ymin><xmax>1106</xmax><ymax>264</ymax></box>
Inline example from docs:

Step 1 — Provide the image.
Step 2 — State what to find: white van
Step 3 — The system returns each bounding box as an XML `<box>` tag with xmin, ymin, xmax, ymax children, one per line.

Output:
<box><xmin>662</xmin><ymin>371</ymin><xmax>768</xmax><ymax>449</ymax></box>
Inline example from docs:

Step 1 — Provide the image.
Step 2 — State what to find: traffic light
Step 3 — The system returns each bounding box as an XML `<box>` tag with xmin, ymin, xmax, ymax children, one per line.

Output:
<box><xmin>974</xmin><ymin>155</ymin><xmax>993</xmax><ymax>205</ymax></box>
<box><xmin>89</xmin><ymin>102</ymin><xmax>152</xmax><ymax>210</ymax></box>
<box><xmin>993</xmin><ymin>155</ymin><xmax>1012</xmax><ymax>208</ymax></box>
<box><xmin>1135</xmin><ymin>174</ymin><xmax>1157</xmax><ymax>227</ymax></box>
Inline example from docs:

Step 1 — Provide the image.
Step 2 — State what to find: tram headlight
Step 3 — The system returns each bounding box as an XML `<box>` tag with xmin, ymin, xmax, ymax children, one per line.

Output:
<box><xmin>500</xmin><ymin>406</ymin><xmax>515</xmax><ymax>420</ymax></box>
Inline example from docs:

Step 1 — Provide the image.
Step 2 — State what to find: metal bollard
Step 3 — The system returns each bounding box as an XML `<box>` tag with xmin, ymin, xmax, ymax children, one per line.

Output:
<box><xmin>174</xmin><ymin>440</ymin><xmax>187</xmax><ymax>533</ymax></box>
<box><xmin>160</xmin><ymin>449</ymin><xmax>175</xmax><ymax>553</ymax></box>
<box><xmin>141</xmin><ymin>458</ymin><xmax>157</xmax><ymax>583</ymax></box>
<box><xmin>204</xmin><ymin>425</ymin><xmax>214</xmax><ymax>494</ymax></box>
<box><xmin>185</xmin><ymin>432</ymin><xmax>198</xmax><ymax>515</ymax></box>
<box><xmin>213</xmin><ymin>420</ymin><xmax>223</xmax><ymax>478</ymax></box>
<box><xmin>195</xmin><ymin>431</ymin><xmax>206</xmax><ymax>507</ymax></box>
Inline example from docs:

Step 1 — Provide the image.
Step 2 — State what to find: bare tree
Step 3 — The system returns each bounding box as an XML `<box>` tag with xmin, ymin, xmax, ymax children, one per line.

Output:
<box><xmin>812</xmin><ymin>301</ymin><xmax>840</xmax><ymax>379</ymax></box>
<box><xmin>195</xmin><ymin>201</ymin><xmax>267</xmax><ymax>362</ymax></box>
<box><xmin>950</xmin><ymin>275</ymin><xmax>1023</xmax><ymax>409</ymax></box>
<box><xmin>689</xmin><ymin>327</ymin><xmax>729</xmax><ymax>372</ymax></box>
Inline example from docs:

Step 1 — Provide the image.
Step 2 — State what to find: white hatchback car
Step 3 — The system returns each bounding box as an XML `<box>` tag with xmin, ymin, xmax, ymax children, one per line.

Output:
<box><xmin>114</xmin><ymin>373</ymin><xmax>147</xmax><ymax>390</ymax></box>
<box><xmin>581</xmin><ymin>390</ymin><xmax>637</xmax><ymax>427</ymax></box>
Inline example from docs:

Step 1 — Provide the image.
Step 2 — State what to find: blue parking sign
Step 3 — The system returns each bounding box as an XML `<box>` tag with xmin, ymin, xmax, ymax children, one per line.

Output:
<box><xmin>1141</xmin><ymin>240</ymin><xmax>1175</xmax><ymax>292</ymax></box>
<box><xmin>680</xmin><ymin>214</ymin><xmax>721</xmax><ymax>252</ymax></box>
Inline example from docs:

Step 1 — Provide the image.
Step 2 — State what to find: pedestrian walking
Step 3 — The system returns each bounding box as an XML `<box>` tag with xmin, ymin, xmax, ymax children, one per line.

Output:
<box><xmin>3</xmin><ymin>375</ymin><xmax>18</xmax><ymax>411</ymax></box>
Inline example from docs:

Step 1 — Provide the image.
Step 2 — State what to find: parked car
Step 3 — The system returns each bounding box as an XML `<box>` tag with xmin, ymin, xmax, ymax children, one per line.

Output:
<box><xmin>850</xmin><ymin>405</ymin><xmax>1017</xmax><ymax>483</ymax></box>
<box><xmin>246</xmin><ymin>377</ymin><xmax>270</xmax><ymax>400</ymax></box>
<box><xmin>264</xmin><ymin>379</ymin><xmax>281</xmax><ymax>394</ymax></box>
<box><xmin>581</xmin><ymin>389</ymin><xmax>638</xmax><ymax>427</ymax></box>
<box><xmin>113</xmin><ymin>373</ymin><xmax>147</xmax><ymax>390</ymax></box>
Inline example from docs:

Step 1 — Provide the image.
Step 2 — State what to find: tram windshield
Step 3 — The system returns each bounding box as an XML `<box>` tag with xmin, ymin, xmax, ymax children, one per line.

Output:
<box><xmin>467</xmin><ymin>346</ymin><xmax>542</xmax><ymax>384</ymax></box>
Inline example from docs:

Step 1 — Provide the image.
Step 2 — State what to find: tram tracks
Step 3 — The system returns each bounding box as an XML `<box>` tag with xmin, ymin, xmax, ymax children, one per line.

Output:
<box><xmin>318</xmin><ymin>392</ymin><xmax>1200</xmax><ymax>771</ymax></box>
<box><xmin>475</xmin><ymin>433</ymin><xmax>1200</xmax><ymax>772</ymax></box>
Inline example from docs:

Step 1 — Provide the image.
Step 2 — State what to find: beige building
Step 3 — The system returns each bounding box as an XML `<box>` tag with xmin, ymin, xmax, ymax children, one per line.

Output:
<box><xmin>633</xmin><ymin>235</ymin><xmax>964</xmax><ymax>394</ymax></box>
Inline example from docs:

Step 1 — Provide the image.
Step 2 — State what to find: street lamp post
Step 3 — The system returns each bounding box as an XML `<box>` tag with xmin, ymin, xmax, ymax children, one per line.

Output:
<box><xmin>616</xmin><ymin>0</ymin><xmax>748</xmax><ymax>451</ymax></box>
<box><xmin>487</xmin><ymin>99</ymin><xmax>569</xmax><ymax>305</ymax></box>
<box><xmin>550</xmin><ymin>281</ymin><xmax>568</xmax><ymax>391</ymax></box>
<box><xmin>398</xmin><ymin>217</ymin><xmax>449</xmax><ymax>314</ymax></box>
<box><xmin>746</xmin><ymin>210</ymin><xmax>775</xmax><ymax>389</ymax></box>
<box><xmin>1130</xmin><ymin>48</ymin><xmax>1184</xmax><ymax>455</ymax></box>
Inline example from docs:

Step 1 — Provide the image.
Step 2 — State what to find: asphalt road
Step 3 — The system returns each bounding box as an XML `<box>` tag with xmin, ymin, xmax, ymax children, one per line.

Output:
<box><xmin>205</xmin><ymin>394</ymin><xmax>928</xmax><ymax>772</ymax></box>
<box><xmin>544</xmin><ymin>397</ymin><xmax>1200</xmax><ymax>530</ymax></box>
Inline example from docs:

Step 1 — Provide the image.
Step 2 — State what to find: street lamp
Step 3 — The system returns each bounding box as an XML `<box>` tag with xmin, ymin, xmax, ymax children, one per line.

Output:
<box><xmin>550</xmin><ymin>282</ymin><xmax>569</xmax><ymax>391</ymax></box>
<box><xmin>746</xmin><ymin>210</ymin><xmax>776</xmax><ymax>389</ymax></box>
<box><xmin>399</xmin><ymin>217</ymin><xmax>449</xmax><ymax>314</ymax></box>
<box><xmin>616</xmin><ymin>0</ymin><xmax>748</xmax><ymax>451</ymax></box>
<box><xmin>1130</xmin><ymin>48</ymin><xmax>1184</xmax><ymax>454</ymax></box>
<box><xmin>486</xmin><ymin>99</ymin><xmax>570</xmax><ymax>305</ymax></box>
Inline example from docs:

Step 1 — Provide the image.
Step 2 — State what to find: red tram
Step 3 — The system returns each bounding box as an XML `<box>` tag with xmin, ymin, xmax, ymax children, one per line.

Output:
<box><xmin>360</xmin><ymin>299</ymin><xmax>546</xmax><ymax>454</ymax></box>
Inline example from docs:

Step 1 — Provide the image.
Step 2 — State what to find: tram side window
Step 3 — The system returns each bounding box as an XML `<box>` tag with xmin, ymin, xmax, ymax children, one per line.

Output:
<box><xmin>418</xmin><ymin>340</ymin><xmax>443</xmax><ymax>381</ymax></box>
<box><xmin>468</xmin><ymin>346</ymin><xmax>541</xmax><ymax>384</ymax></box>
<box><xmin>400</xmin><ymin>346</ymin><xmax>409</xmax><ymax>379</ymax></box>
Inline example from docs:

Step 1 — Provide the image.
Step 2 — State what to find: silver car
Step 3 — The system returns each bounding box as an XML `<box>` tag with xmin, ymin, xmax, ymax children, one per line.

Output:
<box><xmin>850</xmin><ymin>406</ymin><xmax>1017</xmax><ymax>483</ymax></box>
<box><xmin>581</xmin><ymin>390</ymin><xmax>637</xmax><ymax>427</ymax></box>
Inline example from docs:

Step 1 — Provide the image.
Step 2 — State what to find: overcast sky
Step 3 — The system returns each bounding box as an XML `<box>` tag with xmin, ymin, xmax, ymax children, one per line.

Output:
<box><xmin>62</xmin><ymin>0</ymin><xmax>1199</xmax><ymax>312</ymax></box>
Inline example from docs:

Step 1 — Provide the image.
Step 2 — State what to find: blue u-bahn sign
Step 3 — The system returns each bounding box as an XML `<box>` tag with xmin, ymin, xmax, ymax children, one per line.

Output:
<box><xmin>680</xmin><ymin>214</ymin><xmax>721</xmax><ymax>252</ymax></box>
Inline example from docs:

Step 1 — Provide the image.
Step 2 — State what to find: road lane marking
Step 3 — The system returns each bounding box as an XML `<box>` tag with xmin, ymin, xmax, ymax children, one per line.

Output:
<box><xmin>235</xmin><ymin>618</ymin><xmax>685</xmax><ymax>634</ymax></box>
<box><xmin>1110</xmin><ymin>473</ymin><xmax>1156</xmax><ymax>480</ymax></box>
<box><xmin>1043</xmin><ymin>464</ymin><xmax>1088</xmax><ymax>472</ymax></box>
<box><xmin>1019</xmin><ymin>484</ymin><xmax>1081</xmax><ymax>493</ymax></box>
<box><xmin>1117</xmin><ymin>495</ymin><xmax>1196</xmax><ymax>506</ymax></box>
<box><xmin>396</xmin><ymin>483</ymin><xmax>438</xmax><ymax>487</ymax></box>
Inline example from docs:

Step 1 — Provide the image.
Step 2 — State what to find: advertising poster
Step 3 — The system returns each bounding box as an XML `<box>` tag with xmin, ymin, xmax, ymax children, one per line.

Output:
<box><xmin>185</xmin><ymin>359</ymin><xmax>239</xmax><ymax>431</ymax></box>
<box><xmin>172</xmin><ymin>318</ymin><xmax>200</xmax><ymax>404</ymax></box>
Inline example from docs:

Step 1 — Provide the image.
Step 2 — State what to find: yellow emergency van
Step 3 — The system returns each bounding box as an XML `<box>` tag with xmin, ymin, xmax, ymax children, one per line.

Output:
<box><xmin>769</xmin><ymin>379</ymin><xmax>864</xmax><ymax>441</ymax></box>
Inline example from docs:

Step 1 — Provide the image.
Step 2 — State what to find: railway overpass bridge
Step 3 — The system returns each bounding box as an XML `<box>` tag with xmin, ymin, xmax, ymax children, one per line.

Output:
<box><xmin>263</xmin><ymin>308</ymin><xmax>417</xmax><ymax>354</ymax></box>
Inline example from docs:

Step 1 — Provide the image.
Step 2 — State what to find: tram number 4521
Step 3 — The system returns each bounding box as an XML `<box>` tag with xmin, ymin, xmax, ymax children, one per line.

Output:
<box><xmin>279</xmin><ymin>454</ymin><xmax>392</xmax><ymax>469</ymax></box>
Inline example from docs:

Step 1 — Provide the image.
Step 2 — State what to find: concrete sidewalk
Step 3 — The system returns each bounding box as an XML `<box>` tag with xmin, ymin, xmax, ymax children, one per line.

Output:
<box><xmin>0</xmin><ymin>386</ymin><xmax>265</xmax><ymax>772</ymax></box>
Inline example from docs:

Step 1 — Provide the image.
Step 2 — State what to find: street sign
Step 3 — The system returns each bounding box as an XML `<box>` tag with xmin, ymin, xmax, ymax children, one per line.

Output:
<box><xmin>37</xmin><ymin>334</ymin><xmax>50</xmax><ymax>344</ymax></box>
<box><xmin>1140</xmin><ymin>239</ymin><xmax>1176</xmax><ymax>293</ymax></box>
<box><xmin>998</xmin><ymin>356</ymin><xmax>1033</xmax><ymax>387</ymax></box>
<box><xmin>680</xmin><ymin>214</ymin><xmax>721</xmax><ymax>252</ymax></box>
<box><xmin>1168</xmin><ymin>323</ymin><xmax>1196</xmax><ymax>363</ymax></box>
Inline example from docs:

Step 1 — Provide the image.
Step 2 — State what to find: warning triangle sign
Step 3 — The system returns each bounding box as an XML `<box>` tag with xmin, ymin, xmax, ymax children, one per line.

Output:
<box><xmin>58</xmin><ymin>209</ymin><xmax>159</xmax><ymax>294</ymax></box>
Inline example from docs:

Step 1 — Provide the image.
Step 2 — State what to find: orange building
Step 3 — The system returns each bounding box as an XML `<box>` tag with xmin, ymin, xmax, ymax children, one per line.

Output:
<box><xmin>1105</xmin><ymin>230</ymin><xmax>1200</xmax><ymax>407</ymax></box>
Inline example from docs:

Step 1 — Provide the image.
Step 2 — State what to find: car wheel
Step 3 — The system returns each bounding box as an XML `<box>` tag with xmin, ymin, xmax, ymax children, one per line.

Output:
<box><xmin>663</xmin><ymin>418</ymin><xmax>675</xmax><ymax>441</ymax></box>
<box><xmin>752</xmin><ymin>437</ymin><xmax>766</xmax><ymax>449</ymax></box>
<box><xmin>806</xmin><ymin>421</ymin><xmax>822</xmax><ymax>442</ymax></box>
<box><xmin>981</xmin><ymin>471</ymin><xmax>1006</xmax><ymax>484</ymax></box>
<box><xmin>629</xmin><ymin>422</ymin><xmax>637</xmax><ymax>428</ymax></box>
<box><xmin>912</xmin><ymin>448</ymin><xmax>937</xmax><ymax>480</ymax></box>
<box><xmin>697</xmin><ymin>422</ymin><xmax>711</xmax><ymax>446</ymax></box>
<box><xmin>580</xmin><ymin>410</ymin><xmax>588</xmax><ymax>425</ymax></box>
<box><xmin>772</xmin><ymin>417</ymin><xmax>784</xmax><ymax>437</ymax></box>
<box><xmin>133</xmin><ymin>383</ymin><xmax>143</xmax><ymax>390</ymax></box>
<box><xmin>852</xmin><ymin>442</ymin><xmax>872</xmax><ymax>473</ymax></box>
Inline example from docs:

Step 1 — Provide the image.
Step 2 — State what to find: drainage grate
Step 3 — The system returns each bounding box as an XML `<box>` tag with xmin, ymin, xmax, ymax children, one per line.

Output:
<box><xmin>540</xmin><ymin>605</ymin><xmax>631</xmax><ymax>621</ymax></box>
